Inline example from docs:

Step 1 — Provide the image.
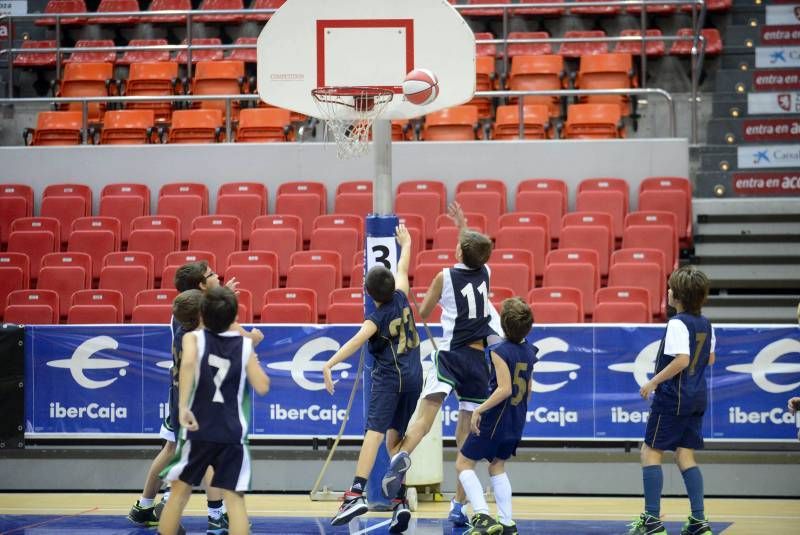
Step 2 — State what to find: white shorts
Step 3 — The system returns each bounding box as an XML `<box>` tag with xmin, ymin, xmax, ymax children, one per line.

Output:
<box><xmin>159</xmin><ymin>423</ymin><xmax>176</xmax><ymax>443</ymax></box>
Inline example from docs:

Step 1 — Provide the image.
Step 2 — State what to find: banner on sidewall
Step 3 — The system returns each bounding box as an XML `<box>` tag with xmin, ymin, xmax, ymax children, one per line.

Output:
<box><xmin>24</xmin><ymin>324</ymin><xmax>800</xmax><ymax>441</ymax></box>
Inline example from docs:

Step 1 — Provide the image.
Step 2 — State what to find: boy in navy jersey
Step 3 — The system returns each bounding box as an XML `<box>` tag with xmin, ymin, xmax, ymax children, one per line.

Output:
<box><xmin>158</xmin><ymin>287</ymin><xmax>270</xmax><ymax>535</ymax></box>
<box><xmin>383</xmin><ymin>202</ymin><xmax>502</xmax><ymax>526</ymax></box>
<box><xmin>457</xmin><ymin>297</ymin><xmax>537</xmax><ymax>535</ymax></box>
<box><xmin>322</xmin><ymin>224</ymin><xmax>422</xmax><ymax>533</ymax></box>
<box><xmin>628</xmin><ymin>266</ymin><xmax>715</xmax><ymax>535</ymax></box>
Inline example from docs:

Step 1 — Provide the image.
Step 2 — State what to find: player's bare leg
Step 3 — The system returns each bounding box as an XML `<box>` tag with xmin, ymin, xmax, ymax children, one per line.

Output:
<box><xmin>157</xmin><ymin>479</ymin><xmax>191</xmax><ymax>535</ymax></box>
<box><xmin>355</xmin><ymin>430</ymin><xmax>385</xmax><ymax>479</ymax></box>
<box><xmin>221</xmin><ymin>490</ymin><xmax>249</xmax><ymax>535</ymax></box>
<box><xmin>453</xmin><ymin>409</ymin><xmax>472</xmax><ymax>504</ymax></box>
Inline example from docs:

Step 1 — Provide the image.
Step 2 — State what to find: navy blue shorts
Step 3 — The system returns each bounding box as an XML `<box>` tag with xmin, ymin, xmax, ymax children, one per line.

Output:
<box><xmin>366</xmin><ymin>389</ymin><xmax>421</xmax><ymax>435</ymax></box>
<box><xmin>421</xmin><ymin>346</ymin><xmax>490</xmax><ymax>409</ymax></box>
<box><xmin>162</xmin><ymin>439</ymin><xmax>251</xmax><ymax>492</ymax></box>
<box><xmin>461</xmin><ymin>433</ymin><xmax>519</xmax><ymax>463</ymax></box>
<box><xmin>645</xmin><ymin>411</ymin><xmax>705</xmax><ymax>451</ymax></box>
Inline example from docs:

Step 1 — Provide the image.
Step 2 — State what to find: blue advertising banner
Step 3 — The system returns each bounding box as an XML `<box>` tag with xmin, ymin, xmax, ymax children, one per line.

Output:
<box><xmin>23</xmin><ymin>324</ymin><xmax>800</xmax><ymax>442</ymax></box>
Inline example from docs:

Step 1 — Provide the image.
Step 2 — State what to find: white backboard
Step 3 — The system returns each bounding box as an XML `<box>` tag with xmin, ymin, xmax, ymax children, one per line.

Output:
<box><xmin>257</xmin><ymin>0</ymin><xmax>476</xmax><ymax>120</ymax></box>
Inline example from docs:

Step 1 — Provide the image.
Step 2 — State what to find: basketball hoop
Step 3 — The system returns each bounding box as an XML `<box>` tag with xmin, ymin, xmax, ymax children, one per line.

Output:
<box><xmin>311</xmin><ymin>86</ymin><xmax>394</xmax><ymax>159</ymax></box>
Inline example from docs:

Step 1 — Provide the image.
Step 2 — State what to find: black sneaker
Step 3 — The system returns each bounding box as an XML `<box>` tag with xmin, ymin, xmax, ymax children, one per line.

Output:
<box><xmin>389</xmin><ymin>499</ymin><xmax>411</xmax><ymax>533</ymax></box>
<box><xmin>208</xmin><ymin>512</ymin><xmax>229</xmax><ymax>535</ymax></box>
<box><xmin>500</xmin><ymin>521</ymin><xmax>518</xmax><ymax>535</ymax></box>
<box><xmin>128</xmin><ymin>501</ymin><xmax>159</xmax><ymax>527</ymax></box>
<box><xmin>153</xmin><ymin>496</ymin><xmax>167</xmax><ymax>520</ymax></box>
<box><xmin>465</xmin><ymin>512</ymin><xmax>504</xmax><ymax>535</ymax></box>
<box><xmin>627</xmin><ymin>512</ymin><xmax>667</xmax><ymax>535</ymax></box>
<box><xmin>331</xmin><ymin>491</ymin><xmax>369</xmax><ymax>526</ymax></box>
<box><xmin>382</xmin><ymin>451</ymin><xmax>412</xmax><ymax>499</ymax></box>
<box><xmin>681</xmin><ymin>515</ymin><xmax>713</xmax><ymax>535</ymax></box>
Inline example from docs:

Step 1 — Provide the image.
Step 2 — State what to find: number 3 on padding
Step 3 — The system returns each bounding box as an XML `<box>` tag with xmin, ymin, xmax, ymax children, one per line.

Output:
<box><xmin>372</xmin><ymin>245</ymin><xmax>391</xmax><ymax>269</ymax></box>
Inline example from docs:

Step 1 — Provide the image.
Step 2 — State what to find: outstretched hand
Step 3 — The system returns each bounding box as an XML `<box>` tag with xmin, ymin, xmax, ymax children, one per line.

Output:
<box><xmin>396</xmin><ymin>223</ymin><xmax>411</xmax><ymax>248</ymax></box>
<box><xmin>225</xmin><ymin>276</ymin><xmax>240</xmax><ymax>294</ymax></box>
<box><xmin>447</xmin><ymin>201</ymin><xmax>467</xmax><ymax>229</ymax></box>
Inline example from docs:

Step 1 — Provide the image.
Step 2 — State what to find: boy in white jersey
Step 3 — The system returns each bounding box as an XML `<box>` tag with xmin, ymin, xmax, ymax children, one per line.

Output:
<box><xmin>383</xmin><ymin>202</ymin><xmax>502</xmax><ymax>526</ymax></box>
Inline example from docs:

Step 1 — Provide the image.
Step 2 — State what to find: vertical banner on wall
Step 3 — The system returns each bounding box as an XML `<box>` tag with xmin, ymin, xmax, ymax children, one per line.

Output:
<box><xmin>0</xmin><ymin>2</ymin><xmax>27</xmax><ymax>44</ymax></box>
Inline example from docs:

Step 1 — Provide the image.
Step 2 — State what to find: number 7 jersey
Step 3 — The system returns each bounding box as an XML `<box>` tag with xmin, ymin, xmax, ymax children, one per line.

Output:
<box><xmin>185</xmin><ymin>329</ymin><xmax>253</xmax><ymax>444</ymax></box>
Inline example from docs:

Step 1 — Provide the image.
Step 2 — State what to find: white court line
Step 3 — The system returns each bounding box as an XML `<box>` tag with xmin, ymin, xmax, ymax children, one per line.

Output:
<box><xmin>350</xmin><ymin>518</ymin><xmax>392</xmax><ymax>534</ymax></box>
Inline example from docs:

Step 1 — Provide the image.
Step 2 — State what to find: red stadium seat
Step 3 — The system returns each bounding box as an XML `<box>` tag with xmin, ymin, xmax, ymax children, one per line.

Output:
<box><xmin>41</xmin><ymin>184</ymin><xmax>92</xmax><ymax>247</ymax></box>
<box><xmin>0</xmin><ymin>253</ymin><xmax>30</xmax><ymax>321</ymax></box>
<box><xmin>262</xmin><ymin>288</ymin><xmax>317</xmax><ymax>323</ymax></box>
<box><xmin>396</xmin><ymin>180</ymin><xmax>447</xmax><ymax>212</ymax></box>
<box><xmin>579</xmin><ymin>177</ymin><xmax>630</xmax><ymax>209</ymax></box>
<box><xmin>418</xmin><ymin>249</ymin><xmax>457</xmax><ymax>267</ymax></box>
<box><xmin>157</xmin><ymin>196</ymin><xmax>205</xmax><ymax>245</ymax></box>
<box><xmin>131</xmin><ymin>303</ymin><xmax>173</xmax><ymax>323</ymax></box>
<box><xmin>625</xmin><ymin>211</ymin><xmax>678</xmax><ymax>256</ymax></box>
<box><xmin>350</xmin><ymin>262</ymin><xmax>364</xmax><ymax>289</ymax></box>
<box><xmin>136</xmin><ymin>288</ymin><xmax>178</xmax><ymax>306</ymax></box>
<box><xmin>464</xmin><ymin>0</ymin><xmax>511</xmax><ymax>17</ymax></box>
<box><xmin>0</xmin><ymin>184</ymin><xmax>33</xmax><ymax>246</ymax></box>
<box><xmin>159</xmin><ymin>182</ymin><xmax>209</xmax><ymax>215</ymax></box>
<box><xmin>614</xmin><ymin>29</ymin><xmax>666</xmax><ymax>57</ymax></box>
<box><xmin>622</xmin><ymin>225</ymin><xmax>676</xmax><ymax>276</ymax></box>
<box><xmin>99</xmin><ymin>183</ymin><xmax>150</xmax><ymax>244</ymax></box>
<box><xmin>39</xmin><ymin>252</ymin><xmax>92</xmax><ymax>318</ymax></box>
<box><xmin>413</xmin><ymin>263</ymin><xmax>446</xmax><ymax>290</ymax></box>
<box><xmin>576</xmin><ymin>189</ymin><xmax>626</xmax><ymax>242</ymax></box>
<box><xmin>235</xmin><ymin>289</ymin><xmax>253</xmax><ymax>323</ymax></box>
<box><xmin>395</xmin><ymin>192</ymin><xmax>442</xmax><ymax>244</ymax></box>
<box><xmin>560</xmin><ymin>212</ymin><xmax>613</xmax><ymax>278</ymax></box>
<box><xmin>327</xmin><ymin>289</ymin><xmax>365</xmax><ymax>323</ymax></box>
<box><xmin>491</xmin><ymin>249</ymin><xmax>536</xmax><ymax>295</ymax></box>
<box><xmin>173</xmin><ymin>38</ymin><xmax>224</xmax><ymax>64</ymax></box>
<box><xmin>670</xmin><ymin>29</ymin><xmax>723</xmax><ymax>56</ymax></box>
<box><xmin>515</xmin><ymin>179</ymin><xmax>567</xmax><ymax>243</ymax></box>
<box><xmin>625</xmin><ymin>2</ymin><xmax>674</xmax><ymax>14</ymax></box>
<box><xmin>570</xmin><ymin>0</ymin><xmax>619</xmax><ymax>16</ymax></box>
<box><xmin>118</xmin><ymin>39</ymin><xmax>171</xmax><ymax>65</ymax></box>
<box><xmin>512</xmin><ymin>0</ymin><xmax>565</xmax><ymax>17</ymax></box>
<box><xmin>128</xmin><ymin>215</ymin><xmax>180</xmax><ymax>283</ymax></box>
<box><xmin>528</xmin><ymin>287</ymin><xmax>583</xmax><ymax>323</ymax></box>
<box><xmin>36</xmin><ymin>0</ymin><xmax>88</xmax><ymax>26</ymax></box>
<box><xmin>94</xmin><ymin>0</ymin><xmax>141</xmax><ymax>24</ymax></box>
<box><xmin>639</xmin><ymin>184</ymin><xmax>692</xmax><ymax>246</ymax></box>
<box><xmin>216</xmin><ymin>182</ymin><xmax>267</xmax><ymax>243</ymax></box>
<box><xmin>64</xmin><ymin>40</ymin><xmax>117</xmax><ymax>64</ymax></box>
<box><xmin>608</xmin><ymin>262</ymin><xmax>665</xmax><ymax>319</ymax></box>
<box><xmin>559</xmin><ymin>31</ymin><xmax>608</xmax><ymax>59</ymax></box>
<box><xmin>12</xmin><ymin>40</ymin><xmax>58</xmax><ymax>69</ymax></box>
<box><xmin>99</xmin><ymin>251</ymin><xmax>155</xmax><ymax>318</ymax></box>
<box><xmin>7</xmin><ymin>218</ymin><xmax>60</xmax><ymax>282</ymax></box>
<box><xmin>245</xmin><ymin>0</ymin><xmax>285</xmax><ymax>22</ymax></box>
<box><xmin>196</xmin><ymin>0</ymin><xmax>244</xmax><ymax>23</ymax></box>
<box><xmin>543</xmin><ymin>249</ymin><xmax>600</xmax><ymax>317</ymax></box>
<box><xmin>192</xmin><ymin>214</ymin><xmax>242</xmax><ymax>248</ymax></box>
<box><xmin>454</xmin><ymin>191</ymin><xmax>504</xmax><ymax>238</ymax></box>
<box><xmin>224</xmin><ymin>264</ymin><xmax>275</xmax><ymax>321</ymax></box>
<box><xmin>310</xmin><ymin>229</ymin><xmax>359</xmax><ymax>284</ymax></box>
<box><xmin>250</xmin><ymin>215</ymin><xmax>302</xmax><ymax>279</ymax></box>
<box><xmin>314</xmin><ymin>214</ymin><xmax>364</xmax><ymax>245</ymax></box>
<box><xmin>5</xmin><ymin>290</ymin><xmax>59</xmax><ymax>324</ymax></box>
<box><xmin>165</xmin><ymin>250</ymin><xmax>217</xmax><ymax>270</ymax></box>
<box><xmin>291</xmin><ymin>250</ymin><xmax>342</xmax><ymax>289</ymax></box>
<box><xmin>611</xmin><ymin>248</ymin><xmax>666</xmax><ymax>278</ymax></box>
<box><xmin>68</xmin><ymin>216</ymin><xmax>121</xmax><ymax>280</ymax></box>
<box><xmin>497</xmin><ymin>212</ymin><xmax>550</xmax><ymax>279</ymax></box>
<box><xmin>410</xmin><ymin>286</ymin><xmax>442</xmax><ymax>323</ymax></box>
<box><xmin>507</xmin><ymin>32</ymin><xmax>553</xmax><ymax>57</ymax></box>
<box><xmin>595</xmin><ymin>286</ymin><xmax>651</xmax><ymax>323</ymax></box>
<box><xmin>275</xmin><ymin>182</ymin><xmax>327</xmax><ymax>243</ymax></box>
<box><xmin>188</xmin><ymin>228</ymin><xmax>238</xmax><ymax>278</ymax></box>
<box><xmin>228</xmin><ymin>37</ymin><xmax>259</xmax><ymax>64</ymax></box>
<box><xmin>474</xmin><ymin>31</ymin><xmax>497</xmax><ymax>58</ymax></box>
<box><xmin>68</xmin><ymin>289</ymin><xmax>124</xmax><ymax>323</ymax></box>
<box><xmin>146</xmin><ymin>0</ymin><xmax>191</xmax><ymax>24</ymax></box>
<box><xmin>227</xmin><ymin>250</ymin><xmax>279</xmax><ymax>289</ymax></box>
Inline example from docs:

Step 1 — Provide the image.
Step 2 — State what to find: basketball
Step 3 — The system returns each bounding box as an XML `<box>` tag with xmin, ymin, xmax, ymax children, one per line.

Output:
<box><xmin>402</xmin><ymin>68</ymin><xmax>440</xmax><ymax>106</ymax></box>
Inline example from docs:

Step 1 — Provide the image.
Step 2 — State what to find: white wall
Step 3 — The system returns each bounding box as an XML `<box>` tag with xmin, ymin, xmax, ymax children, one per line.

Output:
<box><xmin>0</xmin><ymin>139</ymin><xmax>689</xmax><ymax>214</ymax></box>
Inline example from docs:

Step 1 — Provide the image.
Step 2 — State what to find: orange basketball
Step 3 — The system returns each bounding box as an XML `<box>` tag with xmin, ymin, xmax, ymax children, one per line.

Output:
<box><xmin>402</xmin><ymin>68</ymin><xmax>440</xmax><ymax>106</ymax></box>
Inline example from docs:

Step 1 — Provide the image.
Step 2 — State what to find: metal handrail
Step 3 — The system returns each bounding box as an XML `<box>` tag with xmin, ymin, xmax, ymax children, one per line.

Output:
<box><xmin>0</xmin><ymin>86</ymin><xmax>676</xmax><ymax>145</ymax></box>
<box><xmin>0</xmin><ymin>0</ymin><xmax>705</xmax><ymax>140</ymax></box>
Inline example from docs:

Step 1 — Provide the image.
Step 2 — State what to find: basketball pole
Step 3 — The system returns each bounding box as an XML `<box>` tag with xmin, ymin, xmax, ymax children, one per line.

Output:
<box><xmin>363</xmin><ymin>119</ymin><xmax>395</xmax><ymax>510</ymax></box>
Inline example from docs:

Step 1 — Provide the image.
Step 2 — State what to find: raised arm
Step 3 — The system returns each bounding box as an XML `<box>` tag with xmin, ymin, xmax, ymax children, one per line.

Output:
<box><xmin>395</xmin><ymin>223</ymin><xmax>412</xmax><ymax>295</ymax></box>
<box><xmin>246</xmin><ymin>352</ymin><xmax>270</xmax><ymax>396</ymax></box>
<box><xmin>447</xmin><ymin>201</ymin><xmax>468</xmax><ymax>234</ymax></box>
<box><xmin>470</xmin><ymin>352</ymin><xmax>512</xmax><ymax>435</ymax></box>
<box><xmin>178</xmin><ymin>332</ymin><xmax>199</xmax><ymax>431</ymax></box>
<box><xmin>322</xmin><ymin>320</ymin><xmax>378</xmax><ymax>394</ymax></box>
<box><xmin>418</xmin><ymin>271</ymin><xmax>443</xmax><ymax>320</ymax></box>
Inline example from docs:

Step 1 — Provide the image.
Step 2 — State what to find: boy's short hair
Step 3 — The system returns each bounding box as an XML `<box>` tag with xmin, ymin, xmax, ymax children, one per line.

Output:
<box><xmin>173</xmin><ymin>289</ymin><xmax>204</xmax><ymax>331</ymax></box>
<box><xmin>500</xmin><ymin>297</ymin><xmax>533</xmax><ymax>343</ymax></box>
<box><xmin>174</xmin><ymin>261</ymin><xmax>209</xmax><ymax>292</ymax></box>
<box><xmin>668</xmin><ymin>265</ymin><xmax>709</xmax><ymax>315</ymax></box>
<box><xmin>365</xmin><ymin>265</ymin><xmax>395</xmax><ymax>304</ymax></box>
<box><xmin>460</xmin><ymin>230</ymin><xmax>493</xmax><ymax>269</ymax></box>
<box><xmin>201</xmin><ymin>286</ymin><xmax>238</xmax><ymax>333</ymax></box>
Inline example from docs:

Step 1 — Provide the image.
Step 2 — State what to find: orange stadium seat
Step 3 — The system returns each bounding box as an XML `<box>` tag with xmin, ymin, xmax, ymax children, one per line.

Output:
<box><xmin>118</xmin><ymin>39</ymin><xmax>171</xmax><ymax>65</ymax></box>
<box><xmin>38</xmin><ymin>252</ymin><xmax>91</xmax><ymax>319</ymax></box>
<box><xmin>123</xmin><ymin>61</ymin><xmax>180</xmax><ymax>123</ymax></box>
<box><xmin>235</xmin><ymin>108</ymin><xmax>293</xmax><ymax>142</ymax></box>
<box><xmin>492</xmin><ymin>104</ymin><xmax>551</xmax><ymax>139</ymax></box>
<box><xmin>94</xmin><ymin>0</ymin><xmax>141</xmax><ymax>24</ymax></box>
<box><xmin>64</xmin><ymin>40</ymin><xmax>117</xmax><ymax>64</ymax></box>
<box><xmin>68</xmin><ymin>217</ymin><xmax>121</xmax><ymax>280</ymax></box>
<box><xmin>0</xmin><ymin>184</ymin><xmax>33</xmax><ymax>246</ymax></box>
<box><xmin>174</xmin><ymin>38</ymin><xmax>224</xmax><ymax>64</ymax></box>
<box><xmin>191</xmin><ymin>60</ymin><xmax>247</xmax><ymax>117</ymax></box>
<box><xmin>576</xmin><ymin>53</ymin><xmax>635</xmax><ymax>116</ymax></box>
<box><xmin>13</xmin><ymin>40</ymin><xmax>58</xmax><ymax>69</ymax></box>
<box><xmin>507</xmin><ymin>32</ymin><xmax>553</xmax><ymax>57</ymax></box>
<box><xmin>595</xmin><ymin>286</ymin><xmax>651</xmax><ymax>323</ymax></box>
<box><xmin>423</xmin><ymin>106</ymin><xmax>480</xmax><ymax>141</ymax></box>
<box><xmin>0</xmin><ymin>253</ymin><xmax>30</xmax><ymax>321</ymax></box>
<box><xmin>68</xmin><ymin>289</ymin><xmax>124</xmax><ymax>323</ymax></box>
<box><xmin>99</xmin><ymin>110</ymin><xmax>158</xmax><ymax>144</ymax></box>
<box><xmin>25</xmin><ymin>111</ymin><xmax>83</xmax><ymax>146</ymax></box>
<box><xmin>196</xmin><ymin>0</ymin><xmax>244</xmax><ymax>23</ymax></box>
<box><xmin>36</xmin><ymin>0</ymin><xmax>87</xmax><ymax>26</ymax></box>
<box><xmin>41</xmin><ymin>183</ymin><xmax>92</xmax><ymax>247</ymax></box>
<box><xmin>528</xmin><ymin>287</ymin><xmax>583</xmax><ymax>323</ymax></box>
<box><xmin>614</xmin><ymin>29</ymin><xmax>666</xmax><ymax>57</ymax></box>
<box><xmin>508</xmin><ymin>55</ymin><xmax>564</xmax><ymax>118</ymax></box>
<box><xmin>55</xmin><ymin>62</ymin><xmax>116</xmax><ymax>123</ymax></box>
<box><xmin>559</xmin><ymin>31</ymin><xmax>609</xmax><ymax>59</ymax></box>
<box><xmin>564</xmin><ymin>103</ymin><xmax>624</xmax><ymax>139</ymax></box>
<box><xmin>5</xmin><ymin>290</ymin><xmax>59</xmax><ymax>325</ymax></box>
<box><xmin>262</xmin><ymin>288</ymin><xmax>317</xmax><ymax>323</ymax></box>
<box><xmin>167</xmin><ymin>109</ymin><xmax>224</xmax><ymax>143</ymax></box>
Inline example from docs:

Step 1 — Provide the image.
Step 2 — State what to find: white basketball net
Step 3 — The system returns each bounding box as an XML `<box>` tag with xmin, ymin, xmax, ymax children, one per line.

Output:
<box><xmin>311</xmin><ymin>86</ymin><xmax>394</xmax><ymax>159</ymax></box>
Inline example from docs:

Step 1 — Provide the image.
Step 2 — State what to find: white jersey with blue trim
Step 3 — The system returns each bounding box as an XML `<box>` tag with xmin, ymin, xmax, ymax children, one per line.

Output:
<box><xmin>439</xmin><ymin>263</ymin><xmax>502</xmax><ymax>351</ymax></box>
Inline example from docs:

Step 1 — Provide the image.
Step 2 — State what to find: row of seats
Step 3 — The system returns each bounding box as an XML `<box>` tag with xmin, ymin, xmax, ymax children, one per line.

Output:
<box><xmin>3</xmin><ymin>281</ymin><xmax>659</xmax><ymax>326</ymax></box>
<box><xmin>30</xmin><ymin>0</ymin><xmax>732</xmax><ymax>29</ymax></box>
<box><xmin>0</xmin><ymin>177</ymin><xmax>693</xmax><ymax>249</ymax></box>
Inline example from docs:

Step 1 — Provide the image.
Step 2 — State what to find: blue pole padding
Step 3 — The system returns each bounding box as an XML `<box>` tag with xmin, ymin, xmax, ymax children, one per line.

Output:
<box><xmin>363</xmin><ymin>214</ymin><xmax>399</xmax><ymax>510</ymax></box>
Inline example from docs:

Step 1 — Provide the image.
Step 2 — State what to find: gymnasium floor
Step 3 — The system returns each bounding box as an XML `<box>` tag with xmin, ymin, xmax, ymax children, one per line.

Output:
<box><xmin>0</xmin><ymin>494</ymin><xmax>797</xmax><ymax>534</ymax></box>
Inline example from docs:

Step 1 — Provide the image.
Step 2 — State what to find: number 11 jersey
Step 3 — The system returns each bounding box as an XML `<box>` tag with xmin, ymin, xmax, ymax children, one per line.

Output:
<box><xmin>440</xmin><ymin>264</ymin><xmax>501</xmax><ymax>351</ymax></box>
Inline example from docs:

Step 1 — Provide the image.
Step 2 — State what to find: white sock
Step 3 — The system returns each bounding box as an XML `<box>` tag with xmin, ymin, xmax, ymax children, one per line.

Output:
<box><xmin>458</xmin><ymin>470</ymin><xmax>488</xmax><ymax>516</ymax></box>
<box><xmin>491</xmin><ymin>472</ymin><xmax>513</xmax><ymax>526</ymax></box>
<box><xmin>221</xmin><ymin>501</ymin><xmax>227</xmax><ymax>514</ymax></box>
<box><xmin>138</xmin><ymin>497</ymin><xmax>154</xmax><ymax>507</ymax></box>
<box><xmin>162</xmin><ymin>490</ymin><xmax>171</xmax><ymax>502</ymax></box>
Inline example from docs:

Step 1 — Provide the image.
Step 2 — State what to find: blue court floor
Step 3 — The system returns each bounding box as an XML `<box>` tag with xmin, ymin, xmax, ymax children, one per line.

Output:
<box><xmin>0</xmin><ymin>514</ymin><xmax>732</xmax><ymax>534</ymax></box>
